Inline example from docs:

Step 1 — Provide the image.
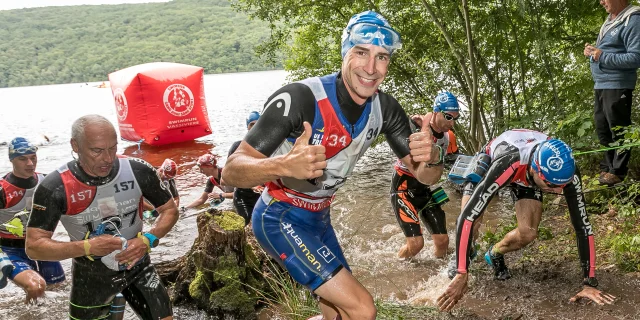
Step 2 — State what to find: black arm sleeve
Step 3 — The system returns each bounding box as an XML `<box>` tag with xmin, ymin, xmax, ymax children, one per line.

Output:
<box><xmin>562</xmin><ymin>167</ymin><xmax>596</xmax><ymax>280</ymax></box>
<box><xmin>227</xmin><ymin>140</ymin><xmax>242</xmax><ymax>157</ymax></box>
<box><xmin>378</xmin><ymin>92</ymin><xmax>412</xmax><ymax>159</ymax></box>
<box><xmin>129</xmin><ymin>159</ymin><xmax>173</xmax><ymax>208</ymax></box>
<box><xmin>167</xmin><ymin>179</ymin><xmax>179</xmax><ymax>199</ymax></box>
<box><xmin>27</xmin><ymin>171</ymin><xmax>66</xmax><ymax>232</ymax></box>
<box><xmin>0</xmin><ymin>189</ymin><xmax>5</xmax><ymax>209</ymax></box>
<box><xmin>244</xmin><ymin>83</ymin><xmax>317</xmax><ymax>156</ymax></box>
<box><xmin>204</xmin><ymin>179</ymin><xmax>215</xmax><ymax>193</ymax></box>
<box><xmin>454</xmin><ymin>151</ymin><xmax>520</xmax><ymax>274</ymax></box>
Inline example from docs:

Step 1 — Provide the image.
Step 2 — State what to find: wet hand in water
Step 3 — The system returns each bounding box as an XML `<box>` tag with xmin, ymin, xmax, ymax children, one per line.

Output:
<box><xmin>409</xmin><ymin>113</ymin><xmax>439</xmax><ymax>164</ymax></box>
<box><xmin>207</xmin><ymin>192</ymin><xmax>223</xmax><ymax>200</ymax></box>
<box><xmin>285</xmin><ymin>121</ymin><xmax>326</xmax><ymax>180</ymax></box>
<box><xmin>87</xmin><ymin>235</ymin><xmax>124</xmax><ymax>256</ymax></box>
<box><xmin>569</xmin><ymin>286</ymin><xmax>616</xmax><ymax>305</ymax></box>
<box><xmin>437</xmin><ymin>273</ymin><xmax>469</xmax><ymax>312</ymax></box>
<box><xmin>115</xmin><ymin>238</ymin><xmax>148</xmax><ymax>270</ymax></box>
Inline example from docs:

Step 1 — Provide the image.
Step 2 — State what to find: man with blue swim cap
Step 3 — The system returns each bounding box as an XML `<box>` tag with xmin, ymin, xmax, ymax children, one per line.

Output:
<box><xmin>1</xmin><ymin>137</ymin><xmax>65</xmax><ymax>302</ymax></box>
<box><xmin>390</xmin><ymin>91</ymin><xmax>460</xmax><ymax>261</ymax></box>
<box><xmin>438</xmin><ymin>130</ymin><xmax>616</xmax><ymax>311</ymax></box>
<box><xmin>224</xmin><ymin>10</ymin><xmax>443</xmax><ymax>320</ymax></box>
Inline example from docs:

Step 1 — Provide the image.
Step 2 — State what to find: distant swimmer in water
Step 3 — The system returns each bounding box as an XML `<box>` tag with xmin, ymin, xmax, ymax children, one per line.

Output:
<box><xmin>391</xmin><ymin>92</ymin><xmax>460</xmax><ymax>260</ymax></box>
<box><xmin>0</xmin><ymin>137</ymin><xmax>65</xmax><ymax>302</ymax></box>
<box><xmin>226</xmin><ymin>111</ymin><xmax>264</xmax><ymax>225</ymax></box>
<box><xmin>26</xmin><ymin>115</ymin><xmax>179</xmax><ymax>319</ymax></box>
<box><xmin>185</xmin><ymin>153</ymin><xmax>233</xmax><ymax>209</ymax></box>
<box><xmin>223</xmin><ymin>11</ymin><xmax>444</xmax><ymax>320</ymax></box>
<box><xmin>143</xmin><ymin>158</ymin><xmax>180</xmax><ymax>218</ymax></box>
<box><xmin>438</xmin><ymin>130</ymin><xmax>615</xmax><ymax>312</ymax></box>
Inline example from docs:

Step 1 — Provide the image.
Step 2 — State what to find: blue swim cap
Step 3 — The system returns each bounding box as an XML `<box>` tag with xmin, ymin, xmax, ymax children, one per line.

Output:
<box><xmin>8</xmin><ymin>137</ymin><xmax>38</xmax><ymax>161</ymax></box>
<box><xmin>531</xmin><ymin>139</ymin><xmax>575</xmax><ymax>186</ymax></box>
<box><xmin>246</xmin><ymin>111</ymin><xmax>260</xmax><ymax>128</ymax></box>
<box><xmin>433</xmin><ymin>91</ymin><xmax>460</xmax><ymax>113</ymax></box>
<box><xmin>341</xmin><ymin>11</ymin><xmax>402</xmax><ymax>58</ymax></box>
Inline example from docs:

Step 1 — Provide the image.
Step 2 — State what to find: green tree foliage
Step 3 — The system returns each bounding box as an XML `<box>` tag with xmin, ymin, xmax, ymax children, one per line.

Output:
<box><xmin>233</xmin><ymin>0</ymin><xmax>640</xmax><ymax>153</ymax></box>
<box><xmin>0</xmin><ymin>0</ymin><xmax>281</xmax><ymax>88</ymax></box>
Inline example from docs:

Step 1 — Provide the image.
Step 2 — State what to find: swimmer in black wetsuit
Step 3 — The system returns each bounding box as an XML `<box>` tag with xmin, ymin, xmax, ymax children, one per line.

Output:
<box><xmin>227</xmin><ymin>111</ymin><xmax>264</xmax><ymax>225</ymax></box>
<box><xmin>26</xmin><ymin>115</ymin><xmax>179</xmax><ymax>320</ymax></box>
<box><xmin>0</xmin><ymin>137</ymin><xmax>65</xmax><ymax>302</ymax></box>
<box><xmin>437</xmin><ymin>129</ymin><xmax>616</xmax><ymax>311</ymax></box>
<box><xmin>185</xmin><ymin>154</ymin><xmax>233</xmax><ymax>209</ymax></box>
<box><xmin>143</xmin><ymin>158</ymin><xmax>180</xmax><ymax>215</ymax></box>
<box><xmin>391</xmin><ymin>92</ymin><xmax>460</xmax><ymax>260</ymax></box>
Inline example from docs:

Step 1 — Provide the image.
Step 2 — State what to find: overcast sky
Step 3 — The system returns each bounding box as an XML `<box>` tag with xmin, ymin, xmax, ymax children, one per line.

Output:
<box><xmin>0</xmin><ymin>0</ymin><xmax>171</xmax><ymax>11</ymax></box>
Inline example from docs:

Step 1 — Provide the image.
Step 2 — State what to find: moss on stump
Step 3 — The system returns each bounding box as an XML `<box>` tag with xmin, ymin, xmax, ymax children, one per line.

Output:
<box><xmin>167</xmin><ymin>208</ymin><xmax>269</xmax><ymax>319</ymax></box>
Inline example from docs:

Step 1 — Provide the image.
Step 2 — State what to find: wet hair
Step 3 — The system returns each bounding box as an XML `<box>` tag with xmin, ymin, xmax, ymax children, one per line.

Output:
<box><xmin>71</xmin><ymin>114</ymin><xmax>115</xmax><ymax>145</ymax></box>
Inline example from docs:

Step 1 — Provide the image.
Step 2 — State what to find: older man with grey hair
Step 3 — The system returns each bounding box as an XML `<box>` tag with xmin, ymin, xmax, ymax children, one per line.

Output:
<box><xmin>26</xmin><ymin>114</ymin><xmax>179</xmax><ymax>319</ymax></box>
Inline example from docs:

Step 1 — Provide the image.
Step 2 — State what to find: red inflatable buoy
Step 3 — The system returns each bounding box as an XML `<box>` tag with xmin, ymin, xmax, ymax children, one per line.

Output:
<box><xmin>108</xmin><ymin>62</ymin><xmax>212</xmax><ymax>146</ymax></box>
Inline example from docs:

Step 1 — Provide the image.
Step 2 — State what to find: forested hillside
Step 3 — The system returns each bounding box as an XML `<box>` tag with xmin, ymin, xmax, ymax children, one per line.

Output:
<box><xmin>0</xmin><ymin>0</ymin><xmax>280</xmax><ymax>87</ymax></box>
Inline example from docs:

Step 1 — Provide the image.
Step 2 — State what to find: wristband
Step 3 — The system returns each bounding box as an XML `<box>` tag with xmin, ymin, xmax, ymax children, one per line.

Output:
<box><xmin>142</xmin><ymin>232</ymin><xmax>159</xmax><ymax>249</ymax></box>
<box><xmin>137</xmin><ymin>233</ymin><xmax>151</xmax><ymax>253</ymax></box>
<box><xmin>583</xmin><ymin>277</ymin><xmax>598</xmax><ymax>288</ymax></box>
<box><xmin>83</xmin><ymin>239</ymin><xmax>94</xmax><ymax>261</ymax></box>
<box><xmin>426</xmin><ymin>145</ymin><xmax>444</xmax><ymax>167</ymax></box>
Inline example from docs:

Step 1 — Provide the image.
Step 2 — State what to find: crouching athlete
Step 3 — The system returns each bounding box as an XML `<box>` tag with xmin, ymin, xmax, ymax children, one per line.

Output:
<box><xmin>437</xmin><ymin>129</ymin><xmax>616</xmax><ymax>311</ymax></box>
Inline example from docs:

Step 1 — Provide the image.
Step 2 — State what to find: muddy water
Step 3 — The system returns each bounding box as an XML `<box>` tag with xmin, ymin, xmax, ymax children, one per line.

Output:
<box><xmin>1</xmin><ymin>71</ymin><xmax>639</xmax><ymax>319</ymax></box>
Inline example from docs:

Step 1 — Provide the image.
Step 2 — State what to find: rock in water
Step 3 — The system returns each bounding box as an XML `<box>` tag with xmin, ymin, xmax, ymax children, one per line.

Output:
<box><xmin>160</xmin><ymin>209</ymin><xmax>268</xmax><ymax>319</ymax></box>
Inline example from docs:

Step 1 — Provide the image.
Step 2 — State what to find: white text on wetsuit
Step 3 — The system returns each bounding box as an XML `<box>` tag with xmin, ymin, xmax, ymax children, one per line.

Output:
<box><xmin>467</xmin><ymin>182</ymin><xmax>500</xmax><ymax>222</ymax></box>
<box><xmin>281</xmin><ymin>222</ymin><xmax>322</xmax><ymax>271</ymax></box>
<box><xmin>572</xmin><ymin>175</ymin><xmax>593</xmax><ymax>235</ymax></box>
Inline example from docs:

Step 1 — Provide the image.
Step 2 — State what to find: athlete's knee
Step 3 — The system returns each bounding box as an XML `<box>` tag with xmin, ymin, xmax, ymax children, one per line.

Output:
<box><xmin>351</xmin><ymin>292</ymin><xmax>376</xmax><ymax>320</ymax></box>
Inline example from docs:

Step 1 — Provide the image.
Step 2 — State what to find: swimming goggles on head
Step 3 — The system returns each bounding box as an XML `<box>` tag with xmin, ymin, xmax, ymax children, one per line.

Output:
<box><xmin>9</xmin><ymin>146</ymin><xmax>38</xmax><ymax>154</ymax></box>
<box><xmin>348</xmin><ymin>23</ymin><xmax>402</xmax><ymax>53</ymax></box>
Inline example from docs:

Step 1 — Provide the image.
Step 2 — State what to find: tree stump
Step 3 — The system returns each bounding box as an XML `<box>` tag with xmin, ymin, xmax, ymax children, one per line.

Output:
<box><xmin>161</xmin><ymin>209</ymin><xmax>268</xmax><ymax>319</ymax></box>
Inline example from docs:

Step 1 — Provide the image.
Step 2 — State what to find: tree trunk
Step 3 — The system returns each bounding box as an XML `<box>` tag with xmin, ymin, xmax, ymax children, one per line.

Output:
<box><xmin>156</xmin><ymin>209</ymin><xmax>269</xmax><ymax>319</ymax></box>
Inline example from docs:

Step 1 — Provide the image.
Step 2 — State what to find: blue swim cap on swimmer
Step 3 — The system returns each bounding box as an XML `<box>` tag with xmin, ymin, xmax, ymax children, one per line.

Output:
<box><xmin>433</xmin><ymin>91</ymin><xmax>460</xmax><ymax>113</ymax></box>
<box><xmin>341</xmin><ymin>10</ymin><xmax>402</xmax><ymax>58</ymax></box>
<box><xmin>531</xmin><ymin>139</ymin><xmax>575</xmax><ymax>186</ymax></box>
<box><xmin>8</xmin><ymin>137</ymin><xmax>38</xmax><ymax>161</ymax></box>
<box><xmin>246</xmin><ymin>111</ymin><xmax>260</xmax><ymax>128</ymax></box>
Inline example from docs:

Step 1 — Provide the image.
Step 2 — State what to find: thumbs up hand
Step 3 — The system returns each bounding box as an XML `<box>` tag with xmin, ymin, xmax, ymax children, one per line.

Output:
<box><xmin>409</xmin><ymin>113</ymin><xmax>441</xmax><ymax>164</ymax></box>
<box><xmin>283</xmin><ymin>122</ymin><xmax>327</xmax><ymax>179</ymax></box>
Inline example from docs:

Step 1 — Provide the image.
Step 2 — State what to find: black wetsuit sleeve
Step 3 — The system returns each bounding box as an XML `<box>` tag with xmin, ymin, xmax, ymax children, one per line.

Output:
<box><xmin>168</xmin><ymin>179</ymin><xmax>179</xmax><ymax>198</ymax></box>
<box><xmin>244</xmin><ymin>83</ymin><xmax>316</xmax><ymax>156</ymax></box>
<box><xmin>562</xmin><ymin>168</ymin><xmax>596</xmax><ymax>280</ymax></box>
<box><xmin>227</xmin><ymin>141</ymin><xmax>242</xmax><ymax>157</ymax></box>
<box><xmin>27</xmin><ymin>171</ymin><xmax>67</xmax><ymax>232</ymax></box>
<box><xmin>129</xmin><ymin>159</ymin><xmax>173</xmax><ymax>208</ymax></box>
<box><xmin>0</xmin><ymin>188</ymin><xmax>5</xmax><ymax>209</ymax></box>
<box><xmin>454</xmin><ymin>150</ymin><xmax>521</xmax><ymax>274</ymax></box>
<box><xmin>378</xmin><ymin>93</ymin><xmax>412</xmax><ymax>159</ymax></box>
<box><xmin>204</xmin><ymin>179</ymin><xmax>215</xmax><ymax>193</ymax></box>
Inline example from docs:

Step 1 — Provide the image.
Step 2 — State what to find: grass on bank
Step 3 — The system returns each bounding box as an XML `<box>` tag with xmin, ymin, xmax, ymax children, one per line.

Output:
<box><xmin>249</xmin><ymin>256</ymin><xmax>457</xmax><ymax>320</ymax></box>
